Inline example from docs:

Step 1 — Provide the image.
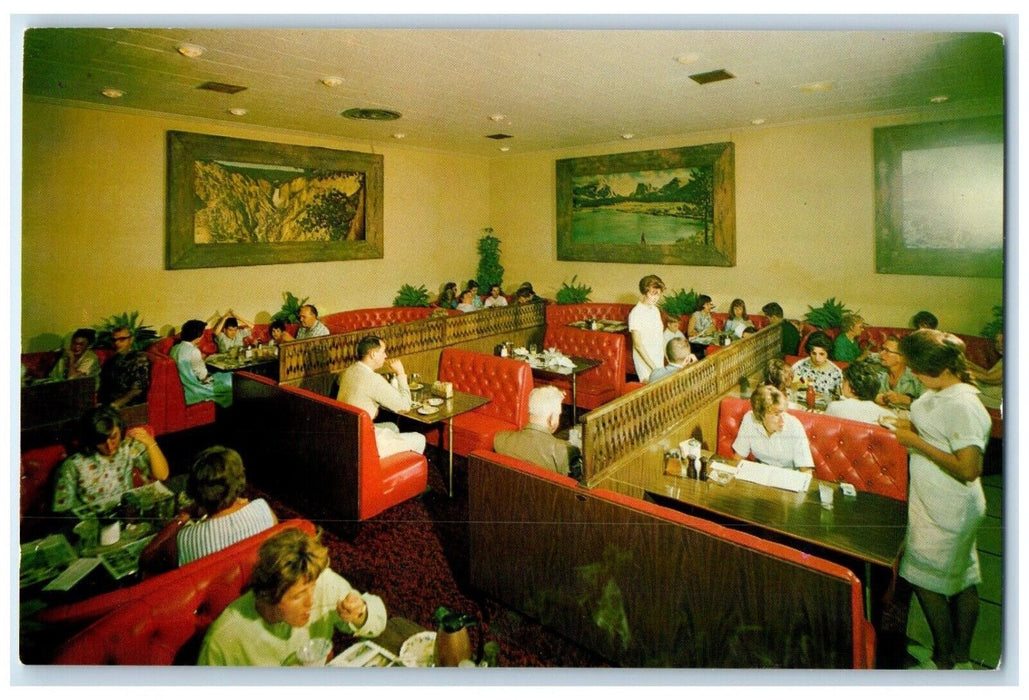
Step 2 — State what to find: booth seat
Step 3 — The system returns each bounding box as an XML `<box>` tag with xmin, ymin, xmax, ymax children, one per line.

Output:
<box><xmin>230</xmin><ymin>372</ymin><xmax>428</xmax><ymax>522</ymax></box>
<box><xmin>320</xmin><ymin>306</ymin><xmax>451</xmax><ymax>334</ymax></box>
<box><xmin>544</xmin><ymin>302</ymin><xmax>637</xmax><ymax>375</ymax></box>
<box><xmin>468</xmin><ymin>450</ymin><xmax>874</xmax><ymax>669</ymax></box>
<box><xmin>794</xmin><ymin>325</ymin><xmax>997</xmax><ymax>369</ymax></box>
<box><xmin>145</xmin><ymin>337</ymin><xmax>217</xmax><ymax>436</ymax></box>
<box><xmin>715</xmin><ymin>396</ymin><xmax>908</xmax><ymax>501</ymax></box>
<box><xmin>541</xmin><ymin>325</ymin><xmax>631</xmax><ymax>409</ymax></box>
<box><xmin>426</xmin><ymin>348</ymin><xmax>533</xmax><ymax>456</ymax></box>
<box><xmin>47</xmin><ymin>519</ymin><xmax>316</xmax><ymax>664</ymax></box>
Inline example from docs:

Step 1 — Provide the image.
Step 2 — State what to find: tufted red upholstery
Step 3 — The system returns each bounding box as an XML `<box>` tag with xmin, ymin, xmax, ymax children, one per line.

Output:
<box><xmin>716</xmin><ymin>397</ymin><xmax>908</xmax><ymax>501</ymax></box>
<box><xmin>541</xmin><ymin>325</ymin><xmax>628</xmax><ymax>409</ymax></box>
<box><xmin>545</xmin><ymin>302</ymin><xmax>637</xmax><ymax>374</ymax></box>
<box><xmin>321</xmin><ymin>307</ymin><xmax>452</xmax><ymax>334</ymax></box>
<box><xmin>46</xmin><ymin>519</ymin><xmax>316</xmax><ymax>664</ymax></box>
<box><xmin>427</xmin><ymin>348</ymin><xmax>532</xmax><ymax>456</ymax></box>
<box><xmin>145</xmin><ymin>337</ymin><xmax>217</xmax><ymax>436</ymax></box>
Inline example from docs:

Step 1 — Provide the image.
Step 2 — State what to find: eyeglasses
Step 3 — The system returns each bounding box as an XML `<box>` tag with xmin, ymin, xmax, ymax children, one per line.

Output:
<box><xmin>112</xmin><ymin>336</ymin><xmax>133</xmax><ymax>342</ymax></box>
<box><xmin>880</xmin><ymin>348</ymin><xmax>900</xmax><ymax>355</ymax></box>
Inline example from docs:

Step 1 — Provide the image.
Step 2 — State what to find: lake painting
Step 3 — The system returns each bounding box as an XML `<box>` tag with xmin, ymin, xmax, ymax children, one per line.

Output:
<box><xmin>556</xmin><ymin>143</ymin><xmax>735</xmax><ymax>267</ymax></box>
<box><xmin>571</xmin><ymin>166</ymin><xmax>713</xmax><ymax>246</ymax></box>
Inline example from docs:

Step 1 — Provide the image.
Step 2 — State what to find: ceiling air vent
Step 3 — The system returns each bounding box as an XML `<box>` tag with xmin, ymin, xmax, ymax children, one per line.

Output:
<box><xmin>689</xmin><ymin>69</ymin><xmax>735</xmax><ymax>85</ymax></box>
<box><xmin>197</xmin><ymin>81</ymin><xmax>247</xmax><ymax>94</ymax></box>
<box><xmin>341</xmin><ymin>108</ymin><xmax>402</xmax><ymax>121</ymax></box>
<box><xmin>486</xmin><ymin>133</ymin><xmax>513</xmax><ymax>140</ymax></box>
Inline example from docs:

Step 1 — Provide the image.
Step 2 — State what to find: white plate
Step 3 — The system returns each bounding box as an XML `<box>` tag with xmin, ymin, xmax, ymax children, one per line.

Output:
<box><xmin>427</xmin><ymin>398</ymin><xmax>445</xmax><ymax>406</ymax></box>
<box><xmin>417</xmin><ymin>406</ymin><xmax>440</xmax><ymax>415</ymax></box>
<box><xmin>399</xmin><ymin>631</ymin><xmax>436</xmax><ymax>667</ymax></box>
<box><xmin>329</xmin><ymin>640</ymin><xmax>399</xmax><ymax>667</ymax></box>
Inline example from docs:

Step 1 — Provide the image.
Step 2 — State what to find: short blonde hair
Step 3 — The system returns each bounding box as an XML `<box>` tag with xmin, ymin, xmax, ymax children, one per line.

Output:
<box><xmin>750</xmin><ymin>385</ymin><xmax>786</xmax><ymax>422</ymax></box>
<box><xmin>250</xmin><ymin>529</ymin><xmax>329</xmax><ymax>605</ymax></box>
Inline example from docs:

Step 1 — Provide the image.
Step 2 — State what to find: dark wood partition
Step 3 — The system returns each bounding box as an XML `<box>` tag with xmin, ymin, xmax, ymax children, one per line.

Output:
<box><xmin>469</xmin><ymin>452</ymin><xmax>868</xmax><ymax>668</ymax></box>
<box><xmin>228</xmin><ymin>372</ymin><xmax>363</xmax><ymax>523</ymax></box>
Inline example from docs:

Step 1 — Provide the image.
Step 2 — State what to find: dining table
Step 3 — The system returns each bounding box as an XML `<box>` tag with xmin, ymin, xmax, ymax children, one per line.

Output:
<box><xmin>205</xmin><ymin>350</ymin><xmax>279</xmax><ymax>379</ymax></box>
<box><xmin>521</xmin><ymin>353</ymin><xmax>602</xmax><ymax>424</ymax></box>
<box><xmin>607</xmin><ymin>451</ymin><xmax>907</xmax><ymax>618</ymax></box>
<box><xmin>393</xmin><ymin>387</ymin><xmax>491</xmax><ymax>497</ymax></box>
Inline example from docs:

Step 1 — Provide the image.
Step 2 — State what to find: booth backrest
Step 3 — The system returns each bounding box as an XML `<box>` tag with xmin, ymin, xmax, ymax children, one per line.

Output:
<box><xmin>49</xmin><ymin>519</ymin><xmax>316</xmax><ymax>664</ymax></box>
<box><xmin>468</xmin><ymin>450</ymin><xmax>873</xmax><ymax>669</ymax></box>
<box><xmin>542</xmin><ymin>325</ymin><xmax>628</xmax><ymax>408</ymax></box>
<box><xmin>437</xmin><ymin>348</ymin><xmax>532</xmax><ymax>428</ymax></box>
<box><xmin>20</xmin><ymin>444</ymin><xmax>67</xmax><ymax>524</ymax></box>
<box><xmin>544</xmin><ymin>302</ymin><xmax>634</xmax><ymax>327</ymax></box>
<box><xmin>320</xmin><ymin>307</ymin><xmax>445</xmax><ymax>334</ymax></box>
<box><xmin>229</xmin><ymin>372</ymin><xmax>427</xmax><ymax>522</ymax></box>
<box><xmin>716</xmin><ymin>396</ymin><xmax>908</xmax><ymax>501</ymax></box>
<box><xmin>794</xmin><ymin>325</ymin><xmax>998</xmax><ymax>369</ymax></box>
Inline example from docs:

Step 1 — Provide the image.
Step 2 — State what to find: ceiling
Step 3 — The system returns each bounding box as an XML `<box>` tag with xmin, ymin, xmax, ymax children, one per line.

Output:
<box><xmin>21</xmin><ymin>25</ymin><xmax>1006</xmax><ymax>157</ymax></box>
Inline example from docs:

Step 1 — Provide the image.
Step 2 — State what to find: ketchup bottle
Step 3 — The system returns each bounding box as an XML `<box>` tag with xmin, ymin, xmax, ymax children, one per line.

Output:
<box><xmin>806</xmin><ymin>384</ymin><xmax>816</xmax><ymax>409</ymax></box>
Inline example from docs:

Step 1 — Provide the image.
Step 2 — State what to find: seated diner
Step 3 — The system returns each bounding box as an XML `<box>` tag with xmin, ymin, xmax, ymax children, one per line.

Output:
<box><xmin>732</xmin><ymin>385</ymin><xmax>814</xmax><ymax>472</ymax></box>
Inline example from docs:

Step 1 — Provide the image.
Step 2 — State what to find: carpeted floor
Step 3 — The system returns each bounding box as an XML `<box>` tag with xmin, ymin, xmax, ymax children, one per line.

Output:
<box><xmin>245</xmin><ymin>448</ymin><xmax>611</xmax><ymax>668</ymax></box>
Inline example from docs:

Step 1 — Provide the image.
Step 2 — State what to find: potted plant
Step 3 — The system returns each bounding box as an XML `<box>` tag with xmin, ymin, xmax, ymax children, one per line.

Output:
<box><xmin>94</xmin><ymin>311</ymin><xmax>159</xmax><ymax>350</ymax></box>
<box><xmin>433</xmin><ymin>606</ymin><xmax>477</xmax><ymax>667</ymax></box>
<box><xmin>555</xmin><ymin>275</ymin><xmax>592</xmax><ymax>304</ymax></box>
<box><xmin>271</xmin><ymin>291</ymin><xmax>309</xmax><ymax>324</ymax></box>
<box><xmin>476</xmin><ymin>228</ymin><xmax>504</xmax><ymax>291</ymax></box>
<box><xmin>981</xmin><ymin>304</ymin><xmax>1003</xmax><ymax>338</ymax></box>
<box><xmin>658</xmin><ymin>287</ymin><xmax>698</xmax><ymax>320</ymax></box>
<box><xmin>803</xmin><ymin>297</ymin><xmax>854</xmax><ymax>330</ymax></box>
<box><xmin>393</xmin><ymin>283</ymin><xmax>431</xmax><ymax>307</ymax></box>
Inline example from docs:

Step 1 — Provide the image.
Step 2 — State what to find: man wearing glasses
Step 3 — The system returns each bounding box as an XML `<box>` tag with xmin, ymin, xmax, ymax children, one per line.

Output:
<box><xmin>98</xmin><ymin>327</ymin><xmax>151</xmax><ymax>409</ymax></box>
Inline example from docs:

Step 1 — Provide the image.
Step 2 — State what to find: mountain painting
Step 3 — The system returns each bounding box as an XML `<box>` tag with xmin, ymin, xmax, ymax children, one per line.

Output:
<box><xmin>166</xmin><ymin>131</ymin><xmax>383</xmax><ymax>269</ymax></box>
<box><xmin>556</xmin><ymin>143</ymin><xmax>735</xmax><ymax>267</ymax></box>
<box><xmin>570</xmin><ymin>166</ymin><xmax>713</xmax><ymax>247</ymax></box>
<box><xmin>192</xmin><ymin>160</ymin><xmax>366</xmax><ymax>245</ymax></box>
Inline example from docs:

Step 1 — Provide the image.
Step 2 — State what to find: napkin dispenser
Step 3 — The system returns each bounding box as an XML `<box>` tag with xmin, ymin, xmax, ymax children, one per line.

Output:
<box><xmin>432</xmin><ymin>381</ymin><xmax>453</xmax><ymax>399</ymax></box>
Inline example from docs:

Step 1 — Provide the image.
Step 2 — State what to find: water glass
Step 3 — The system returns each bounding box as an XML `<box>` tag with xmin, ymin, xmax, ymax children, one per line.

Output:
<box><xmin>297</xmin><ymin>637</ymin><xmax>332</xmax><ymax>666</ymax></box>
<box><xmin>818</xmin><ymin>482</ymin><xmax>834</xmax><ymax>510</ymax></box>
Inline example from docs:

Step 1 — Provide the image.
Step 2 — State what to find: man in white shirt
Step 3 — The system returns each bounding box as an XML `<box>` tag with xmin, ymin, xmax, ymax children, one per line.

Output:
<box><xmin>733</xmin><ymin>385</ymin><xmax>814</xmax><ymax>472</ymax></box>
<box><xmin>336</xmin><ymin>335</ymin><xmax>426</xmax><ymax>458</ymax></box>
<box><xmin>483</xmin><ymin>284</ymin><xmax>509</xmax><ymax>308</ymax></box>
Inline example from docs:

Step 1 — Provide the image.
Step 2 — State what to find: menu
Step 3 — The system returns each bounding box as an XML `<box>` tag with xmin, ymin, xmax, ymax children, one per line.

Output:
<box><xmin>734</xmin><ymin>459</ymin><xmax>812</xmax><ymax>493</ymax></box>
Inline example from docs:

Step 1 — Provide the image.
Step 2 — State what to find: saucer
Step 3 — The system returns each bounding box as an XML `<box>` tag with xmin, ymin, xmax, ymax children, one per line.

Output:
<box><xmin>427</xmin><ymin>398</ymin><xmax>445</xmax><ymax>407</ymax></box>
<box><xmin>417</xmin><ymin>406</ymin><xmax>440</xmax><ymax>415</ymax></box>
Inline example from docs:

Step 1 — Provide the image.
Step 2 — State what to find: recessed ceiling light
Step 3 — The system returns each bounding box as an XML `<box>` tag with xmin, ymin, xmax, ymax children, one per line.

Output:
<box><xmin>675</xmin><ymin>53</ymin><xmax>701</xmax><ymax>65</ymax></box>
<box><xmin>176</xmin><ymin>43</ymin><xmax>206</xmax><ymax>59</ymax></box>
<box><xmin>228</xmin><ymin>107</ymin><xmax>248</xmax><ymax>116</ymax></box>
<box><xmin>321</xmin><ymin>76</ymin><xmax>344</xmax><ymax>88</ymax></box>
<box><xmin>621</xmin><ymin>133</ymin><xmax>635</xmax><ymax>140</ymax></box>
<box><xmin>489</xmin><ymin>114</ymin><xmax>507</xmax><ymax>123</ymax></box>
<box><xmin>798</xmin><ymin>81</ymin><xmax>835</xmax><ymax>93</ymax></box>
<box><xmin>341</xmin><ymin>107</ymin><xmax>402</xmax><ymax>121</ymax></box>
<box><xmin>930</xmin><ymin>95</ymin><xmax>949</xmax><ymax>104</ymax></box>
<box><xmin>750</xmin><ymin>118</ymin><xmax>766</xmax><ymax>125</ymax></box>
<box><xmin>499</xmin><ymin>146</ymin><xmax>511</xmax><ymax>152</ymax></box>
<box><xmin>100</xmin><ymin>87</ymin><xmax>124</xmax><ymax>99</ymax></box>
<box><xmin>392</xmin><ymin>133</ymin><xmax>406</xmax><ymax>139</ymax></box>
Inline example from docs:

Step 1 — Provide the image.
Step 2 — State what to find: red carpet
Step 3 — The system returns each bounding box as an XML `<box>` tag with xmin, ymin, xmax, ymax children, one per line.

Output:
<box><xmin>247</xmin><ymin>448</ymin><xmax>610</xmax><ymax>668</ymax></box>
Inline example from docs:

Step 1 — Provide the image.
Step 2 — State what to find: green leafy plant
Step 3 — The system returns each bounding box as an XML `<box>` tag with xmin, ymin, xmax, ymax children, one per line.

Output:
<box><xmin>981</xmin><ymin>304</ymin><xmax>1003</xmax><ymax>338</ymax></box>
<box><xmin>393</xmin><ymin>283</ymin><xmax>431</xmax><ymax>307</ymax></box>
<box><xmin>433</xmin><ymin>606</ymin><xmax>478</xmax><ymax>633</ymax></box>
<box><xmin>271</xmin><ymin>291</ymin><xmax>309</xmax><ymax>324</ymax></box>
<box><xmin>803</xmin><ymin>297</ymin><xmax>854</xmax><ymax>330</ymax></box>
<box><xmin>658</xmin><ymin>287</ymin><xmax>698</xmax><ymax>318</ymax></box>
<box><xmin>94</xmin><ymin>311</ymin><xmax>159</xmax><ymax>351</ymax></box>
<box><xmin>476</xmin><ymin>228</ymin><xmax>504</xmax><ymax>292</ymax></box>
<box><xmin>555</xmin><ymin>275</ymin><xmax>592</xmax><ymax>304</ymax></box>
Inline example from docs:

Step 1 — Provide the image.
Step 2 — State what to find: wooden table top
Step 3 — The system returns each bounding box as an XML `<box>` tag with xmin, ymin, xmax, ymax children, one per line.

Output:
<box><xmin>524</xmin><ymin>354</ymin><xmax>603</xmax><ymax>378</ymax></box>
<box><xmin>619</xmin><ymin>455</ymin><xmax>907</xmax><ymax>568</ymax></box>
<box><xmin>395</xmin><ymin>389</ymin><xmax>491</xmax><ymax>425</ymax></box>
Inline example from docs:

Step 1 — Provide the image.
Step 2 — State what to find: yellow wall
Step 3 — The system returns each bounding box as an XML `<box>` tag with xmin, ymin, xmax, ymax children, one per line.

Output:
<box><xmin>21</xmin><ymin>101</ymin><xmax>490</xmax><ymax>350</ymax></box>
<box><xmin>21</xmin><ymin>101</ymin><xmax>1003</xmax><ymax>350</ymax></box>
<box><xmin>489</xmin><ymin>116</ymin><xmax>1004</xmax><ymax>335</ymax></box>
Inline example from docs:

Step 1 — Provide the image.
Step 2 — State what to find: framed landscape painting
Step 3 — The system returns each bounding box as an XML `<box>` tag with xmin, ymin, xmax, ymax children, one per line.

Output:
<box><xmin>166</xmin><ymin>131</ymin><xmax>384</xmax><ymax>269</ymax></box>
<box><xmin>556</xmin><ymin>143</ymin><xmax>735</xmax><ymax>266</ymax></box>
